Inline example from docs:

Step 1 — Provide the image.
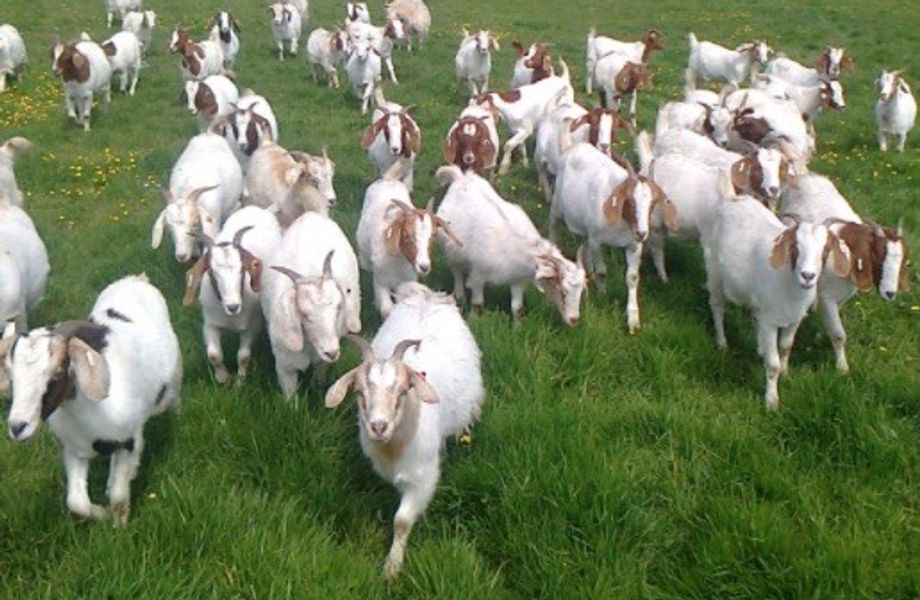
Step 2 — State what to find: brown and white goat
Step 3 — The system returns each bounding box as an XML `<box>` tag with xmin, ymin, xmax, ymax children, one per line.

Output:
<box><xmin>168</xmin><ymin>27</ymin><xmax>224</xmax><ymax>80</ymax></box>
<box><xmin>361</xmin><ymin>103</ymin><xmax>421</xmax><ymax>190</ymax></box>
<box><xmin>510</xmin><ymin>40</ymin><xmax>553</xmax><ymax>88</ymax></box>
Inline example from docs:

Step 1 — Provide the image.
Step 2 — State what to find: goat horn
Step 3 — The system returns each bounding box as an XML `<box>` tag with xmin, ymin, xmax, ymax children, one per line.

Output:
<box><xmin>187</xmin><ymin>185</ymin><xmax>219</xmax><ymax>203</ymax></box>
<box><xmin>425</xmin><ymin>196</ymin><xmax>435</xmax><ymax>212</ymax></box>
<box><xmin>896</xmin><ymin>216</ymin><xmax>904</xmax><ymax>237</ymax></box>
<box><xmin>390</xmin><ymin>339</ymin><xmax>421</xmax><ymax>361</ymax></box>
<box><xmin>271</xmin><ymin>265</ymin><xmax>303</xmax><ymax>284</ymax></box>
<box><xmin>322</xmin><ymin>250</ymin><xmax>335</xmax><ymax>278</ymax></box>
<box><xmin>776</xmin><ymin>213</ymin><xmax>801</xmax><ymax>226</ymax></box>
<box><xmin>52</xmin><ymin>320</ymin><xmax>98</xmax><ymax>339</ymax></box>
<box><xmin>232</xmin><ymin>225</ymin><xmax>254</xmax><ymax>248</ymax></box>
<box><xmin>347</xmin><ymin>334</ymin><xmax>376</xmax><ymax>362</ymax></box>
<box><xmin>190</xmin><ymin>231</ymin><xmax>215</xmax><ymax>247</ymax></box>
<box><xmin>399</xmin><ymin>104</ymin><xmax>416</xmax><ymax>115</ymax></box>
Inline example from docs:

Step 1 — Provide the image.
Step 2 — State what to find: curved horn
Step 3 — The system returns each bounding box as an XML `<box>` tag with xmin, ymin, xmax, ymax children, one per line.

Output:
<box><xmin>390</xmin><ymin>339</ymin><xmax>421</xmax><ymax>361</ymax></box>
<box><xmin>322</xmin><ymin>250</ymin><xmax>335</xmax><ymax>278</ymax></box>
<box><xmin>193</xmin><ymin>231</ymin><xmax>215</xmax><ymax>248</ymax></box>
<box><xmin>271</xmin><ymin>265</ymin><xmax>303</xmax><ymax>284</ymax></box>
<box><xmin>187</xmin><ymin>185</ymin><xmax>219</xmax><ymax>203</ymax></box>
<box><xmin>776</xmin><ymin>213</ymin><xmax>801</xmax><ymax>226</ymax></box>
<box><xmin>425</xmin><ymin>196</ymin><xmax>435</xmax><ymax>212</ymax></box>
<box><xmin>232</xmin><ymin>225</ymin><xmax>254</xmax><ymax>248</ymax></box>
<box><xmin>52</xmin><ymin>320</ymin><xmax>98</xmax><ymax>339</ymax></box>
<box><xmin>347</xmin><ymin>334</ymin><xmax>376</xmax><ymax>362</ymax></box>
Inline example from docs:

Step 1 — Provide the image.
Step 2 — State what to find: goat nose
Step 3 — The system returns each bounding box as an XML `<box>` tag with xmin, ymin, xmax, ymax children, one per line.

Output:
<box><xmin>177</xmin><ymin>253</ymin><xmax>191</xmax><ymax>263</ymax></box>
<box><xmin>801</xmin><ymin>271</ymin><xmax>816</xmax><ymax>282</ymax></box>
<box><xmin>883</xmin><ymin>290</ymin><xmax>895</xmax><ymax>301</ymax></box>
<box><xmin>370</xmin><ymin>420</ymin><xmax>389</xmax><ymax>437</ymax></box>
<box><xmin>568</xmin><ymin>316</ymin><xmax>580</xmax><ymax>326</ymax></box>
<box><xmin>225</xmin><ymin>303</ymin><xmax>241</xmax><ymax>315</ymax></box>
<box><xmin>636</xmin><ymin>230</ymin><xmax>648</xmax><ymax>242</ymax></box>
<box><xmin>326</xmin><ymin>196</ymin><xmax>337</xmax><ymax>207</ymax></box>
<box><xmin>9</xmin><ymin>421</ymin><xmax>27</xmax><ymax>439</ymax></box>
<box><xmin>323</xmin><ymin>349</ymin><xmax>340</xmax><ymax>362</ymax></box>
<box><xmin>417</xmin><ymin>263</ymin><xmax>430</xmax><ymax>275</ymax></box>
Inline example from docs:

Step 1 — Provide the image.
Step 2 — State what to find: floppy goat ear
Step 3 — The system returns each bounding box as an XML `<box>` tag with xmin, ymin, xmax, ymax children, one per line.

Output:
<box><xmin>150</xmin><ymin>209</ymin><xmax>167</xmax><ymax>249</ymax></box>
<box><xmin>409</xmin><ymin>369</ymin><xmax>439</xmax><ymax>403</ymax></box>
<box><xmin>325</xmin><ymin>366</ymin><xmax>360</xmax><ymax>408</ymax></box>
<box><xmin>769</xmin><ymin>228</ymin><xmax>797</xmax><ymax>270</ymax></box>
<box><xmin>68</xmin><ymin>337</ymin><xmax>110</xmax><ymax>402</ymax></box>
<box><xmin>182</xmin><ymin>253</ymin><xmax>210</xmax><ymax>306</ymax></box>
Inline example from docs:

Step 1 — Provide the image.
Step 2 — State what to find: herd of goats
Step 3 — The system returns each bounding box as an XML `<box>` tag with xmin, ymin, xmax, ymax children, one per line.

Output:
<box><xmin>0</xmin><ymin>0</ymin><xmax>913</xmax><ymax>580</ymax></box>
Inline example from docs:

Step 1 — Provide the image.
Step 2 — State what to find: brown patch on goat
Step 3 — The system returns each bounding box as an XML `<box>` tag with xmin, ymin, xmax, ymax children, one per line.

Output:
<box><xmin>641</xmin><ymin>28</ymin><xmax>665</xmax><ymax>62</ymax></box>
<box><xmin>194</xmin><ymin>82</ymin><xmax>218</xmax><ymax>116</ymax></box>
<box><xmin>56</xmin><ymin>45</ymin><xmax>91</xmax><ymax>83</ymax></box>
<box><xmin>102</xmin><ymin>41</ymin><xmax>117</xmax><ymax>56</ymax></box>
<box><xmin>385</xmin><ymin>207</ymin><xmax>421</xmax><ymax>265</ymax></box>
<box><xmin>498</xmin><ymin>90</ymin><xmax>522</xmax><ymax>103</ymax></box>
<box><xmin>400</xmin><ymin>115</ymin><xmax>421</xmax><ymax>158</ymax></box>
<box><xmin>181</xmin><ymin>43</ymin><xmax>205</xmax><ymax>77</ymax></box>
<box><xmin>523</xmin><ymin>44</ymin><xmax>553</xmax><ymax>84</ymax></box>
<box><xmin>733</xmin><ymin>108</ymin><xmax>772</xmax><ymax>145</ymax></box>
<box><xmin>614</xmin><ymin>63</ymin><xmax>652</xmax><ymax>94</ymax></box>
<box><xmin>570</xmin><ymin>108</ymin><xmax>635</xmax><ymax>148</ymax></box>
<box><xmin>836</xmin><ymin>223</ymin><xmax>908</xmax><ymax>291</ymax></box>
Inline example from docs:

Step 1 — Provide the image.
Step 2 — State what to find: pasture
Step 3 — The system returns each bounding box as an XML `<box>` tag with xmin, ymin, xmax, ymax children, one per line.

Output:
<box><xmin>1</xmin><ymin>0</ymin><xmax>919</xmax><ymax>596</ymax></box>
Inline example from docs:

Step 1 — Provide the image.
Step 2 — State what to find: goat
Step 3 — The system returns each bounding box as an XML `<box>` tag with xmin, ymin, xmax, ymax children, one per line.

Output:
<box><xmin>325</xmin><ymin>284</ymin><xmax>484</xmax><ymax>579</ymax></box>
<box><xmin>586</xmin><ymin>27</ymin><xmax>664</xmax><ymax>93</ymax></box>
<box><xmin>723</xmin><ymin>90</ymin><xmax>815</xmax><ymax>160</ymax></box>
<box><xmin>551</xmin><ymin>138</ymin><xmax>677</xmax><ymax>334</ymax></box>
<box><xmin>216</xmin><ymin>90</ymin><xmax>279</xmax><ymax>172</ymax></box>
<box><xmin>105</xmin><ymin>0</ymin><xmax>142</xmax><ymax>28</ymax></box>
<box><xmin>345</xmin><ymin>2</ymin><xmax>371</xmax><ymax>25</ymax></box>
<box><xmin>347</xmin><ymin>18</ymin><xmax>405</xmax><ymax>84</ymax></box>
<box><xmin>121</xmin><ymin>10</ymin><xmax>156</xmax><ymax>56</ymax></box>
<box><xmin>101</xmin><ymin>31</ymin><xmax>142</xmax><ymax>96</ymax></box>
<box><xmin>385</xmin><ymin>0</ymin><xmax>430</xmax><ymax>52</ymax></box>
<box><xmin>778</xmin><ymin>173</ymin><xmax>909</xmax><ymax>372</ymax></box>
<box><xmin>591</xmin><ymin>53</ymin><xmax>652</xmax><ymax>120</ymax></box>
<box><xmin>306</xmin><ymin>27</ymin><xmax>351</xmax><ymax>88</ymax></box>
<box><xmin>510</xmin><ymin>40</ymin><xmax>553</xmax><ymax>89</ymax></box>
<box><xmin>0</xmin><ymin>203</ymin><xmax>49</xmax><ymax>332</ymax></box>
<box><xmin>168</xmin><ymin>28</ymin><xmax>224</xmax><ymax>81</ymax></box>
<box><xmin>261</xmin><ymin>212</ymin><xmax>361</xmax><ymax>399</ymax></box>
<box><xmin>753</xmin><ymin>74</ymin><xmax>845</xmax><ymax>135</ymax></box>
<box><xmin>246</xmin><ymin>141</ymin><xmax>337</xmax><ymax>227</ymax></box>
<box><xmin>0</xmin><ymin>24</ymin><xmax>27</xmax><ymax>92</ymax></box>
<box><xmin>151</xmin><ymin>132</ymin><xmax>243</xmax><ymax>262</ymax></box>
<box><xmin>535</xmin><ymin>104</ymin><xmax>634</xmax><ymax>202</ymax></box>
<box><xmin>686</xmin><ymin>33</ymin><xmax>770</xmax><ymax>89</ymax></box>
<box><xmin>0</xmin><ymin>136</ymin><xmax>32</xmax><ymax>208</ymax></box>
<box><xmin>875</xmin><ymin>70</ymin><xmax>917</xmax><ymax>153</ymax></box>
<box><xmin>654</xmin><ymin>99</ymin><xmax>734</xmax><ymax>148</ymax></box>
<box><xmin>184</xmin><ymin>75</ymin><xmax>239</xmax><ymax>131</ymax></box>
<box><xmin>208</xmin><ymin>11</ymin><xmax>241</xmax><ymax>69</ymax></box>
<box><xmin>51</xmin><ymin>37</ymin><xmax>113</xmax><ymax>131</ymax></box>
<box><xmin>268</xmin><ymin>3</ymin><xmax>302</xmax><ymax>60</ymax></box>
<box><xmin>357</xmin><ymin>177</ymin><xmax>458</xmax><ymax>316</ymax></box>
<box><xmin>473</xmin><ymin>58</ymin><xmax>574</xmax><ymax>175</ymax></box>
<box><xmin>764</xmin><ymin>46</ymin><xmax>853</xmax><ymax>86</ymax></box>
<box><xmin>454</xmin><ymin>29</ymin><xmax>499</xmax><ymax>97</ymax></box>
<box><xmin>436</xmin><ymin>165</ymin><xmax>587</xmax><ymax>325</ymax></box>
<box><xmin>346</xmin><ymin>36</ymin><xmax>382</xmax><ymax>114</ymax></box>
<box><xmin>183</xmin><ymin>206</ymin><xmax>282</xmax><ymax>383</ymax></box>
<box><xmin>443</xmin><ymin>104</ymin><xmax>499</xmax><ymax>176</ymax></box>
<box><xmin>1</xmin><ymin>274</ymin><xmax>182</xmax><ymax>525</ymax></box>
<box><xmin>703</xmin><ymin>197</ymin><xmax>850</xmax><ymax>409</ymax></box>
<box><xmin>361</xmin><ymin>102</ymin><xmax>420</xmax><ymax>190</ymax></box>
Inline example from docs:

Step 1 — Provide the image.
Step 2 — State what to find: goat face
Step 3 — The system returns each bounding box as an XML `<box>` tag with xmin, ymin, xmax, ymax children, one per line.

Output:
<box><xmin>303</xmin><ymin>153</ymin><xmax>337</xmax><ymax>207</ymax></box>
<box><xmin>877</xmin><ymin>71</ymin><xmax>899</xmax><ymax>102</ymax></box>
<box><xmin>771</xmin><ymin>223</ymin><xmax>843</xmax><ymax>289</ymax></box>
<box><xmin>167</xmin><ymin>28</ymin><xmax>185</xmax><ymax>53</ymax></box>
<box><xmin>209</xmin><ymin>245</ymin><xmax>247</xmax><ymax>315</ymax></box>
<box><xmin>383</xmin><ymin>113</ymin><xmax>404</xmax><ymax>155</ymax></box>
<box><xmin>214</xmin><ymin>11</ymin><xmax>233</xmax><ymax>43</ymax></box>
<box><xmin>752</xmin><ymin>41</ymin><xmax>771</xmax><ymax>65</ymax></box>
<box><xmin>295</xmin><ymin>277</ymin><xmax>345</xmax><ymax>362</ymax></box>
<box><xmin>754</xmin><ymin>147</ymin><xmax>785</xmax><ymax>200</ymax></box>
<box><xmin>879</xmin><ymin>236</ymin><xmax>906</xmax><ymax>300</ymax></box>
<box><xmin>268</xmin><ymin>4</ymin><xmax>291</xmax><ymax>27</ymax></box>
<box><xmin>474</xmin><ymin>30</ymin><xmax>491</xmax><ymax>55</ymax></box>
<box><xmin>2</xmin><ymin>329</ymin><xmax>64</xmax><ymax>442</ymax></box>
<box><xmin>823</xmin><ymin>80</ymin><xmax>846</xmax><ymax>110</ymax></box>
<box><xmin>535</xmin><ymin>251</ymin><xmax>588</xmax><ymax>327</ymax></box>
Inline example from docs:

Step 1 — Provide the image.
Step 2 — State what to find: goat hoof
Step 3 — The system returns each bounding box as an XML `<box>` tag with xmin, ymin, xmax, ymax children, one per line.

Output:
<box><xmin>111</xmin><ymin>501</ymin><xmax>130</xmax><ymax>527</ymax></box>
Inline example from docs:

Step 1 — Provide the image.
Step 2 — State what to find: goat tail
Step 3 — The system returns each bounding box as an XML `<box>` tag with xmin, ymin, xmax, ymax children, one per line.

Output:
<box><xmin>557</xmin><ymin>58</ymin><xmax>570</xmax><ymax>82</ymax></box>
<box><xmin>1</xmin><ymin>136</ymin><xmax>33</xmax><ymax>158</ymax></box>
<box><xmin>687</xmin><ymin>31</ymin><xmax>698</xmax><ymax>49</ymax></box>
<box><xmin>587</xmin><ymin>26</ymin><xmax>596</xmax><ymax>40</ymax></box>
<box><xmin>635</xmin><ymin>131</ymin><xmax>654</xmax><ymax>174</ymax></box>
<box><xmin>683</xmin><ymin>68</ymin><xmax>696</xmax><ymax>92</ymax></box>
<box><xmin>436</xmin><ymin>165</ymin><xmax>463</xmax><ymax>188</ymax></box>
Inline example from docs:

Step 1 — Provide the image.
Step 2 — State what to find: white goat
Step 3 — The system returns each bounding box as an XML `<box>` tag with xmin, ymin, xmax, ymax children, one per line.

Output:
<box><xmin>875</xmin><ymin>70</ymin><xmax>917</xmax><ymax>153</ymax></box>
<box><xmin>385</xmin><ymin>0</ymin><xmax>430</xmax><ymax>51</ymax></box>
<box><xmin>246</xmin><ymin>142</ymin><xmax>337</xmax><ymax>227</ymax></box>
<box><xmin>473</xmin><ymin>59</ymin><xmax>574</xmax><ymax>175</ymax></box>
<box><xmin>347</xmin><ymin>18</ymin><xmax>405</xmax><ymax>84</ymax></box>
<box><xmin>0</xmin><ymin>24</ymin><xmax>27</xmax><ymax>92</ymax></box>
<box><xmin>101</xmin><ymin>31</ymin><xmax>141</xmax><ymax>96</ymax></box>
<box><xmin>345</xmin><ymin>2</ymin><xmax>371</xmax><ymax>24</ymax></box>
<box><xmin>261</xmin><ymin>212</ymin><xmax>361</xmax><ymax>399</ymax></box>
<box><xmin>686</xmin><ymin>33</ymin><xmax>770</xmax><ymax>89</ymax></box>
<box><xmin>357</xmin><ymin>177</ymin><xmax>458</xmax><ymax>317</ymax></box>
<box><xmin>753</xmin><ymin>74</ymin><xmax>845</xmax><ymax>133</ymax></box>
<box><xmin>551</xmin><ymin>140</ymin><xmax>677</xmax><ymax>334</ymax></box>
<box><xmin>702</xmin><ymin>196</ymin><xmax>849</xmax><ymax>409</ymax></box>
<box><xmin>168</xmin><ymin>28</ymin><xmax>224</xmax><ymax>81</ymax></box>
<box><xmin>585</xmin><ymin>27</ymin><xmax>664</xmax><ymax>94</ymax></box>
<box><xmin>218</xmin><ymin>90</ymin><xmax>279</xmax><ymax>171</ymax></box>
<box><xmin>764</xmin><ymin>46</ymin><xmax>853</xmax><ymax>86</ymax></box>
<box><xmin>361</xmin><ymin>102</ymin><xmax>420</xmax><ymax>190</ymax></box>
<box><xmin>654</xmin><ymin>100</ymin><xmax>734</xmax><ymax>148</ymax></box>
<box><xmin>436</xmin><ymin>165</ymin><xmax>587</xmax><ymax>325</ymax></box>
<box><xmin>346</xmin><ymin>36</ymin><xmax>382</xmax><ymax>114</ymax></box>
<box><xmin>269</xmin><ymin>2</ymin><xmax>302</xmax><ymax>60</ymax></box>
<box><xmin>105</xmin><ymin>0</ymin><xmax>142</xmax><ymax>28</ymax></box>
<box><xmin>306</xmin><ymin>27</ymin><xmax>351</xmax><ymax>88</ymax></box>
<box><xmin>779</xmin><ymin>174</ymin><xmax>909</xmax><ymax>373</ymax></box>
<box><xmin>591</xmin><ymin>52</ymin><xmax>653</xmax><ymax>118</ymax></box>
<box><xmin>454</xmin><ymin>29</ymin><xmax>499</xmax><ymax>97</ymax></box>
<box><xmin>0</xmin><ymin>136</ymin><xmax>31</xmax><ymax>208</ymax></box>
<box><xmin>184</xmin><ymin>75</ymin><xmax>239</xmax><ymax>131</ymax></box>
<box><xmin>325</xmin><ymin>283</ymin><xmax>484</xmax><ymax>580</ymax></box>
<box><xmin>183</xmin><ymin>206</ymin><xmax>282</xmax><ymax>383</ymax></box>
<box><xmin>209</xmin><ymin>11</ymin><xmax>241</xmax><ymax>69</ymax></box>
<box><xmin>0</xmin><ymin>203</ymin><xmax>49</xmax><ymax>332</ymax></box>
<box><xmin>1</xmin><ymin>275</ymin><xmax>182</xmax><ymax>525</ymax></box>
<box><xmin>151</xmin><ymin>132</ymin><xmax>243</xmax><ymax>262</ymax></box>
<box><xmin>121</xmin><ymin>11</ymin><xmax>156</xmax><ymax>55</ymax></box>
<box><xmin>51</xmin><ymin>38</ymin><xmax>113</xmax><ymax>131</ymax></box>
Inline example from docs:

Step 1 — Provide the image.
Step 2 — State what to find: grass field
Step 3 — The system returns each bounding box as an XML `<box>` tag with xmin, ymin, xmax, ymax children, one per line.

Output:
<box><xmin>1</xmin><ymin>0</ymin><xmax>919</xmax><ymax>597</ymax></box>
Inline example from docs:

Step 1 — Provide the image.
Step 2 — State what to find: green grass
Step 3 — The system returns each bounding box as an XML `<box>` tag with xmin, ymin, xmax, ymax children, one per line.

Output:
<box><xmin>1</xmin><ymin>0</ymin><xmax>919</xmax><ymax>597</ymax></box>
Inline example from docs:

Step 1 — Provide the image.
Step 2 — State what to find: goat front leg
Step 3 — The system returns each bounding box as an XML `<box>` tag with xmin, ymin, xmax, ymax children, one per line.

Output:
<box><xmin>384</xmin><ymin>477</ymin><xmax>437</xmax><ymax>580</ymax></box>
<box><xmin>451</xmin><ymin>265</ymin><xmax>466</xmax><ymax>304</ymax></box>
<box><xmin>107</xmin><ymin>433</ymin><xmax>143</xmax><ymax>527</ymax></box>
<box><xmin>819</xmin><ymin>293</ymin><xmax>849</xmax><ymax>373</ymax></box>
<box><xmin>64</xmin><ymin>94</ymin><xmax>77</xmax><ymax>123</ymax></box>
<box><xmin>129</xmin><ymin>68</ymin><xmax>139</xmax><ymax>96</ymax></box>
<box><xmin>878</xmin><ymin>130</ymin><xmax>888</xmax><ymax>152</ymax></box>
<box><xmin>277</xmin><ymin>40</ymin><xmax>285</xmax><ymax>60</ymax></box>
<box><xmin>498</xmin><ymin>127</ymin><xmax>531</xmax><ymax>176</ymax></box>
<box><xmin>629</xmin><ymin>90</ymin><xmax>639</xmax><ymax>124</ymax></box>
<box><xmin>510</xmin><ymin>283</ymin><xmax>526</xmax><ymax>323</ymax></box>
<box><xmin>757</xmin><ymin>319</ymin><xmax>781</xmax><ymax>410</ymax></box>
<box><xmin>385</xmin><ymin>56</ymin><xmax>398</xmax><ymax>84</ymax></box>
<box><xmin>360</xmin><ymin>83</ymin><xmax>373</xmax><ymax>115</ymax></box>
<box><xmin>374</xmin><ymin>279</ymin><xmax>395</xmax><ymax>317</ymax></box>
<box><xmin>467</xmin><ymin>271</ymin><xmax>485</xmax><ymax>315</ymax></box>
<box><xmin>704</xmin><ymin>247</ymin><xmax>727</xmax><ymax>348</ymax></box>
<box><xmin>897</xmin><ymin>132</ymin><xmax>908</xmax><ymax>152</ymax></box>
<box><xmin>586</xmin><ymin>61</ymin><xmax>594</xmax><ymax>94</ymax></box>
<box><xmin>64</xmin><ymin>449</ymin><xmax>108</xmax><ymax>521</ymax></box>
<box><xmin>203</xmin><ymin>322</ymin><xmax>230</xmax><ymax>384</ymax></box>
<box><xmin>778</xmin><ymin>319</ymin><xmax>803</xmax><ymax>376</ymax></box>
<box><xmin>625</xmin><ymin>243</ymin><xmax>643</xmax><ymax>334</ymax></box>
<box><xmin>289</xmin><ymin>36</ymin><xmax>298</xmax><ymax>56</ymax></box>
<box><xmin>80</xmin><ymin>94</ymin><xmax>93</xmax><ymax>131</ymax></box>
<box><xmin>237</xmin><ymin>328</ymin><xmax>257</xmax><ymax>380</ymax></box>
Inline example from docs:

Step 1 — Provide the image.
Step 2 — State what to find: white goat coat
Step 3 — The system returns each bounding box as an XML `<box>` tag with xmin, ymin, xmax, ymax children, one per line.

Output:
<box><xmin>653</xmin><ymin>129</ymin><xmax>741</xmax><ymax>170</ymax></box>
<box><xmin>779</xmin><ymin>173</ymin><xmax>861</xmax><ymax>225</ymax></box>
<box><xmin>0</xmin><ymin>24</ymin><xmax>26</xmax><ymax>89</ymax></box>
<box><xmin>534</xmin><ymin>104</ymin><xmax>589</xmax><ymax>179</ymax></box>
<box><xmin>170</xmin><ymin>132</ymin><xmax>243</xmax><ymax>225</ymax></box>
<box><xmin>876</xmin><ymin>82</ymin><xmax>917</xmax><ymax>140</ymax></box>
<box><xmin>0</xmin><ymin>137</ymin><xmax>29</xmax><ymax>207</ymax></box>
<box><xmin>103</xmin><ymin>31</ymin><xmax>142</xmax><ymax>95</ymax></box>
<box><xmin>121</xmin><ymin>11</ymin><xmax>156</xmax><ymax>50</ymax></box>
<box><xmin>764</xmin><ymin>56</ymin><xmax>823</xmax><ymax>87</ymax></box>
<box><xmin>649</xmin><ymin>154</ymin><xmax>725</xmax><ymax>240</ymax></box>
<box><xmin>0</xmin><ymin>205</ymin><xmax>49</xmax><ymax>324</ymax></box>
<box><xmin>454</xmin><ymin>37</ymin><xmax>493</xmax><ymax>94</ymax></box>
<box><xmin>48</xmin><ymin>275</ymin><xmax>181</xmax><ymax>459</ymax></box>
<box><xmin>65</xmin><ymin>41</ymin><xmax>113</xmax><ymax>98</ymax></box>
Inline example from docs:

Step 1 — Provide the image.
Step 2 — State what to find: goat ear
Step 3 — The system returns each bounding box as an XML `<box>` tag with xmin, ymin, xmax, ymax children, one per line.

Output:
<box><xmin>277</xmin><ymin>287</ymin><xmax>305</xmax><ymax>353</ymax></box>
<box><xmin>241</xmin><ymin>250</ymin><xmax>263</xmax><ymax>293</ymax></box>
<box><xmin>512</xmin><ymin>39</ymin><xmax>524</xmax><ymax>56</ymax></box>
<box><xmin>68</xmin><ymin>337</ymin><xmax>109</xmax><ymax>402</ymax></box>
<box><xmin>409</xmin><ymin>369</ymin><xmax>439</xmax><ymax>404</ymax></box>
<box><xmin>659</xmin><ymin>198</ymin><xmax>679</xmax><ymax>233</ymax></box>
<box><xmin>730</xmin><ymin>157</ymin><xmax>751</xmax><ymax>192</ymax></box>
<box><xmin>284</xmin><ymin>165</ymin><xmax>303</xmax><ymax>186</ymax></box>
<box><xmin>231</xmin><ymin>15</ymin><xmax>241</xmax><ymax>32</ymax></box>
<box><xmin>815</xmin><ymin>52</ymin><xmax>829</xmax><ymax>74</ymax></box>
<box><xmin>828</xmin><ymin>233</ymin><xmax>851</xmax><ymax>278</ymax></box>
<box><xmin>569</xmin><ymin>114</ymin><xmax>589</xmax><ymax>132</ymax></box>
<box><xmin>197</xmin><ymin>206</ymin><xmax>218</xmax><ymax>239</ymax></box>
<box><xmin>182</xmin><ymin>253</ymin><xmax>209</xmax><ymax>306</ymax></box>
<box><xmin>603</xmin><ymin>182</ymin><xmax>628</xmax><ymax>225</ymax></box>
<box><xmin>769</xmin><ymin>228</ymin><xmax>795</xmax><ymax>270</ymax></box>
<box><xmin>361</xmin><ymin>119</ymin><xmax>382</xmax><ymax>149</ymax></box>
<box><xmin>442</xmin><ymin>135</ymin><xmax>457</xmax><ymax>164</ymax></box>
<box><xmin>151</xmin><ymin>209</ymin><xmax>167</xmax><ymax>249</ymax></box>
<box><xmin>490</xmin><ymin>36</ymin><xmax>500</xmax><ymax>51</ymax></box>
<box><xmin>533</xmin><ymin>256</ymin><xmax>558</xmax><ymax>294</ymax></box>
<box><xmin>325</xmin><ymin>366</ymin><xmax>359</xmax><ymax>408</ymax></box>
